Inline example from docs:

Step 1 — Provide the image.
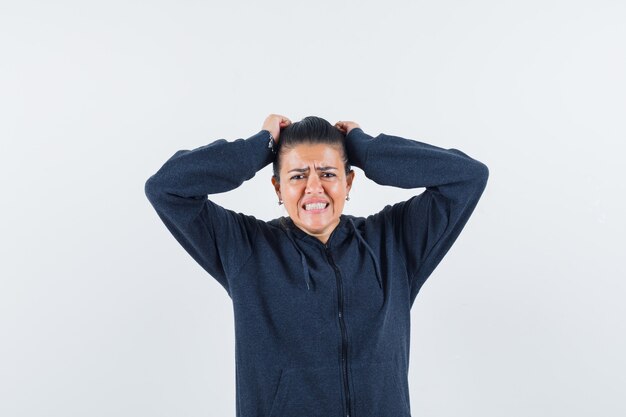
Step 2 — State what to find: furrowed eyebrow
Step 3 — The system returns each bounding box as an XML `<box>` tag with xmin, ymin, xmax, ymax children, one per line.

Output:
<box><xmin>287</xmin><ymin>166</ymin><xmax>338</xmax><ymax>173</ymax></box>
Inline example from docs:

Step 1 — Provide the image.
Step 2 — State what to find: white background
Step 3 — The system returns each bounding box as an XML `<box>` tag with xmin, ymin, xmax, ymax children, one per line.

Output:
<box><xmin>1</xmin><ymin>1</ymin><xmax>625</xmax><ymax>416</ymax></box>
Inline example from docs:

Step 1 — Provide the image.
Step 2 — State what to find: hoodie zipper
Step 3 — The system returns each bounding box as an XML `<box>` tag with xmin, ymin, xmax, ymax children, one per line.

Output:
<box><xmin>325</xmin><ymin>244</ymin><xmax>352</xmax><ymax>417</ymax></box>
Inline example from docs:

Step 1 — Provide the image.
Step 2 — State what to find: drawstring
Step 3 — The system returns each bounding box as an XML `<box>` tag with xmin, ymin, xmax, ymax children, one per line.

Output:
<box><xmin>348</xmin><ymin>218</ymin><xmax>383</xmax><ymax>289</ymax></box>
<box><xmin>279</xmin><ymin>217</ymin><xmax>383</xmax><ymax>291</ymax></box>
<box><xmin>282</xmin><ymin>226</ymin><xmax>313</xmax><ymax>290</ymax></box>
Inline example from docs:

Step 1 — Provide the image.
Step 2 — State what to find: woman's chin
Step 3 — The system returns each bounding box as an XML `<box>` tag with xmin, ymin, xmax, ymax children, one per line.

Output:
<box><xmin>297</xmin><ymin>217</ymin><xmax>339</xmax><ymax>236</ymax></box>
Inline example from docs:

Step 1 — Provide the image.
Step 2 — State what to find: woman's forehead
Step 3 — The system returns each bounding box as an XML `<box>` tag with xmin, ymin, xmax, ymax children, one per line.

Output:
<box><xmin>281</xmin><ymin>143</ymin><xmax>343</xmax><ymax>167</ymax></box>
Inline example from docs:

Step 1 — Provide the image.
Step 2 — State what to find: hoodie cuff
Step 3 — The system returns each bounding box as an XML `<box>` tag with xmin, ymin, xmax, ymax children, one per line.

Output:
<box><xmin>344</xmin><ymin>127</ymin><xmax>374</xmax><ymax>169</ymax></box>
<box><xmin>244</xmin><ymin>129</ymin><xmax>275</xmax><ymax>172</ymax></box>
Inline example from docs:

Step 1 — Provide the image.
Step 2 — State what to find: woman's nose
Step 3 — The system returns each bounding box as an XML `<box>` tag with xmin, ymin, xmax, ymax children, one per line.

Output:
<box><xmin>305</xmin><ymin>173</ymin><xmax>323</xmax><ymax>194</ymax></box>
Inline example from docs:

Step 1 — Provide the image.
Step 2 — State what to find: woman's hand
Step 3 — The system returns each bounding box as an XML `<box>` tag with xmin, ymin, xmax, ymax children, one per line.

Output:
<box><xmin>262</xmin><ymin>114</ymin><xmax>292</xmax><ymax>144</ymax></box>
<box><xmin>334</xmin><ymin>120</ymin><xmax>361</xmax><ymax>135</ymax></box>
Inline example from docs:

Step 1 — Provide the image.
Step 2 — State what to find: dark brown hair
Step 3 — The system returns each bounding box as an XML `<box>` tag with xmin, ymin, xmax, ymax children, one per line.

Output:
<box><xmin>272</xmin><ymin>116</ymin><xmax>351</xmax><ymax>182</ymax></box>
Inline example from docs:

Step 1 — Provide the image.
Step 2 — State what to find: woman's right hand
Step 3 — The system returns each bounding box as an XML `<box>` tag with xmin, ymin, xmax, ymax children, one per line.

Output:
<box><xmin>262</xmin><ymin>114</ymin><xmax>292</xmax><ymax>144</ymax></box>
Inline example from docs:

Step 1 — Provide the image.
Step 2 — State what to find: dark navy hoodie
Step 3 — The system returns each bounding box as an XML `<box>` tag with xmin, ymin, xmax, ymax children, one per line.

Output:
<box><xmin>144</xmin><ymin>127</ymin><xmax>489</xmax><ymax>417</ymax></box>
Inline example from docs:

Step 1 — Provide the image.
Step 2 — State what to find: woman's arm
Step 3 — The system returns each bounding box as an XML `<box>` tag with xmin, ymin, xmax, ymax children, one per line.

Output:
<box><xmin>144</xmin><ymin>115</ymin><xmax>291</xmax><ymax>295</ymax></box>
<box><xmin>343</xmin><ymin>126</ymin><xmax>489</xmax><ymax>304</ymax></box>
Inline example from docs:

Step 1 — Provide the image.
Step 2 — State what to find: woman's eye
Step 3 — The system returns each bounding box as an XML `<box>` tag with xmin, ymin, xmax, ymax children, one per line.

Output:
<box><xmin>289</xmin><ymin>173</ymin><xmax>335</xmax><ymax>180</ymax></box>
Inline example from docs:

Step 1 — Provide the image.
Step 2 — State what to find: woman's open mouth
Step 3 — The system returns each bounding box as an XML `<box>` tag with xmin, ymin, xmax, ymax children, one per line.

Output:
<box><xmin>303</xmin><ymin>202</ymin><xmax>329</xmax><ymax>212</ymax></box>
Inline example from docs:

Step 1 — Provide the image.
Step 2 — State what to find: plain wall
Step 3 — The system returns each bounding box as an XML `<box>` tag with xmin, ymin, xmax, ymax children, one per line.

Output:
<box><xmin>1</xmin><ymin>0</ymin><xmax>624</xmax><ymax>416</ymax></box>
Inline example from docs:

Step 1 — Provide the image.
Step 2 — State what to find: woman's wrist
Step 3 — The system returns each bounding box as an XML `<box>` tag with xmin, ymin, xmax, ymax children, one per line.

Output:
<box><xmin>344</xmin><ymin>127</ymin><xmax>373</xmax><ymax>169</ymax></box>
<box><xmin>261</xmin><ymin>129</ymin><xmax>277</xmax><ymax>154</ymax></box>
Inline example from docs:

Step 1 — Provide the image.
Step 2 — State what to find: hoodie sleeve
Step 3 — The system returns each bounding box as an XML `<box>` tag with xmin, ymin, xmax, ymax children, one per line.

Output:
<box><xmin>144</xmin><ymin>130</ymin><xmax>274</xmax><ymax>296</ymax></box>
<box><xmin>344</xmin><ymin>127</ymin><xmax>489</xmax><ymax>303</ymax></box>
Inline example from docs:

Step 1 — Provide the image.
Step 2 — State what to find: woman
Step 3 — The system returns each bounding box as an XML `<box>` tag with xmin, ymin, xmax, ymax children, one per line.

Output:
<box><xmin>145</xmin><ymin>114</ymin><xmax>489</xmax><ymax>417</ymax></box>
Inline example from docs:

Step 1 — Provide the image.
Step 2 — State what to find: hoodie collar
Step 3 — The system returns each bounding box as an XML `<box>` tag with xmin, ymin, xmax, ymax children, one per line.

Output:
<box><xmin>280</xmin><ymin>215</ymin><xmax>349</xmax><ymax>247</ymax></box>
<box><xmin>278</xmin><ymin>215</ymin><xmax>383</xmax><ymax>291</ymax></box>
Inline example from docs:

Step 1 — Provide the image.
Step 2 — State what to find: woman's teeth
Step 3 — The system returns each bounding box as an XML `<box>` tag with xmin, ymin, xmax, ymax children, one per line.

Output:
<box><xmin>305</xmin><ymin>203</ymin><xmax>327</xmax><ymax>210</ymax></box>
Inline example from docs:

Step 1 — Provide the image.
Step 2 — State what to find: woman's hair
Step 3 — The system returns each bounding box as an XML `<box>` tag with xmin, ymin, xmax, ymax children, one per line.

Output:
<box><xmin>272</xmin><ymin>116</ymin><xmax>351</xmax><ymax>181</ymax></box>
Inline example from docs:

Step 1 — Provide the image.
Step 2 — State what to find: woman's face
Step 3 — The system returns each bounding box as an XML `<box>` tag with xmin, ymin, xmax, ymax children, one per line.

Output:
<box><xmin>272</xmin><ymin>143</ymin><xmax>354</xmax><ymax>243</ymax></box>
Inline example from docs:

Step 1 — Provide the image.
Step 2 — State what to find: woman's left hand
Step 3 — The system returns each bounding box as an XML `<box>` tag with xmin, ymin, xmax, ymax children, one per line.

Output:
<box><xmin>335</xmin><ymin>120</ymin><xmax>361</xmax><ymax>135</ymax></box>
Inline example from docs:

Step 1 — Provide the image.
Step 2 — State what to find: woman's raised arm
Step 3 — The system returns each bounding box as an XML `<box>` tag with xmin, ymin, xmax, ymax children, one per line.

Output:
<box><xmin>144</xmin><ymin>114</ymin><xmax>291</xmax><ymax>295</ymax></box>
<box><xmin>344</xmin><ymin>127</ymin><xmax>489</xmax><ymax>305</ymax></box>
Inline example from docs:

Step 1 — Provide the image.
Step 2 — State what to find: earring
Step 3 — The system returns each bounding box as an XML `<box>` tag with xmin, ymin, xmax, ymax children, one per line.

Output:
<box><xmin>278</xmin><ymin>199</ymin><xmax>283</xmax><ymax>205</ymax></box>
<box><xmin>346</xmin><ymin>195</ymin><xmax>350</xmax><ymax>201</ymax></box>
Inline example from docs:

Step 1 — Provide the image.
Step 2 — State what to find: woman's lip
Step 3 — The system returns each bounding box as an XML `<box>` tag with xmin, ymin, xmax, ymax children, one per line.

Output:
<box><xmin>302</xmin><ymin>200</ymin><xmax>329</xmax><ymax>205</ymax></box>
<box><xmin>303</xmin><ymin>207</ymin><xmax>328</xmax><ymax>214</ymax></box>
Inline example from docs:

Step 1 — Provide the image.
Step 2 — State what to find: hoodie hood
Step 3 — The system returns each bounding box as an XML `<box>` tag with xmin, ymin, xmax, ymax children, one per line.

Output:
<box><xmin>279</xmin><ymin>215</ymin><xmax>383</xmax><ymax>291</ymax></box>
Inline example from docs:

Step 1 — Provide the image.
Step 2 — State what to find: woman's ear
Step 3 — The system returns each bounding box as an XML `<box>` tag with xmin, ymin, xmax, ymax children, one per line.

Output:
<box><xmin>271</xmin><ymin>176</ymin><xmax>281</xmax><ymax>198</ymax></box>
<box><xmin>346</xmin><ymin>170</ymin><xmax>355</xmax><ymax>192</ymax></box>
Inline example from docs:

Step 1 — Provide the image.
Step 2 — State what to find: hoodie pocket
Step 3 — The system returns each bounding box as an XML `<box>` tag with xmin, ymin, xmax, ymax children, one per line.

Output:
<box><xmin>351</xmin><ymin>361</ymin><xmax>411</xmax><ymax>417</ymax></box>
<box><xmin>268</xmin><ymin>365</ymin><xmax>344</xmax><ymax>417</ymax></box>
